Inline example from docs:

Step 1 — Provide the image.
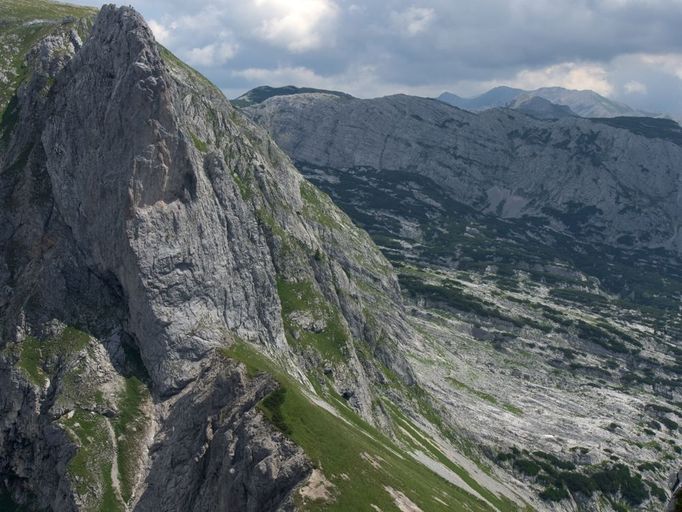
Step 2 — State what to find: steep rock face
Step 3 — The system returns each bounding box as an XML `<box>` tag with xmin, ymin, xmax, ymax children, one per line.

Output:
<box><xmin>41</xmin><ymin>5</ymin><xmax>285</xmax><ymax>394</ymax></box>
<box><xmin>32</xmin><ymin>4</ymin><xmax>412</xmax><ymax>399</ymax></box>
<box><xmin>0</xmin><ymin>4</ymin><xmax>416</xmax><ymax>511</ymax></box>
<box><xmin>135</xmin><ymin>358</ymin><xmax>310</xmax><ymax>512</ymax></box>
<box><xmin>245</xmin><ymin>92</ymin><xmax>682</xmax><ymax>252</ymax></box>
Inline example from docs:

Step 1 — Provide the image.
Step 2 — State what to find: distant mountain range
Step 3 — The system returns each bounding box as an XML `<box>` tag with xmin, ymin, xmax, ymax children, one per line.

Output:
<box><xmin>234</xmin><ymin>85</ymin><xmax>662</xmax><ymax>121</ymax></box>
<box><xmin>438</xmin><ymin>86</ymin><xmax>659</xmax><ymax>118</ymax></box>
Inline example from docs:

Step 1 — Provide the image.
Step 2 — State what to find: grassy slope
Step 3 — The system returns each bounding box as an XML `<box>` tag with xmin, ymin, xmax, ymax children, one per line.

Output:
<box><xmin>223</xmin><ymin>343</ymin><xmax>522</xmax><ymax>512</ymax></box>
<box><xmin>277</xmin><ymin>277</ymin><xmax>349</xmax><ymax>361</ymax></box>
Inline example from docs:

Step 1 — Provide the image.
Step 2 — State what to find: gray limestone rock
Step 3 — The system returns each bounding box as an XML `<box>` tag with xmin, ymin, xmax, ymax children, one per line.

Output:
<box><xmin>0</xmin><ymin>4</ymin><xmax>416</xmax><ymax>511</ymax></box>
<box><xmin>245</xmin><ymin>92</ymin><xmax>682</xmax><ymax>253</ymax></box>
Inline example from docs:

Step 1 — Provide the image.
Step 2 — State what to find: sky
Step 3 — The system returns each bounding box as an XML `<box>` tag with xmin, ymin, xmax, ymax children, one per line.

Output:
<box><xmin>78</xmin><ymin>0</ymin><xmax>682</xmax><ymax>117</ymax></box>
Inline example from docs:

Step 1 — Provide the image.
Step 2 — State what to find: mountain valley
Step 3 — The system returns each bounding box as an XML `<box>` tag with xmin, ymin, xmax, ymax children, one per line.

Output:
<box><xmin>244</xmin><ymin>88</ymin><xmax>682</xmax><ymax>511</ymax></box>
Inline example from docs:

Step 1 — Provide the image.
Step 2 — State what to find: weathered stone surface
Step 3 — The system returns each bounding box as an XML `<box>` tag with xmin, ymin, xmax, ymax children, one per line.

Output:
<box><xmin>136</xmin><ymin>357</ymin><xmax>311</xmax><ymax>512</ymax></box>
<box><xmin>245</xmin><ymin>92</ymin><xmax>682</xmax><ymax>253</ymax></box>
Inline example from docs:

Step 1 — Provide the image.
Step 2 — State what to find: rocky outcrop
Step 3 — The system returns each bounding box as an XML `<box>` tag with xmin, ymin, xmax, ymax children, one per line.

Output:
<box><xmin>0</xmin><ymin>4</ymin><xmax>416</xmax><ymax>510</ymax></box>
<box><xmin>244</xmin><ymin>92</ymin><xmax>682</xmax><ymax>253</ymax></box>
<box><xmin>135</xmin><ymin>357</ymin><xmax>311</xmax><ymax>512</ymax></box>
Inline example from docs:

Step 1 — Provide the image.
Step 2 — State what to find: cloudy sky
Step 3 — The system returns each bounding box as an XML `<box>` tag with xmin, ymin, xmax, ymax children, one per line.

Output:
<box><xmin>80</xmin><ymin>0</ymin><xmax>682</xmax><ymax>117</ymax></box>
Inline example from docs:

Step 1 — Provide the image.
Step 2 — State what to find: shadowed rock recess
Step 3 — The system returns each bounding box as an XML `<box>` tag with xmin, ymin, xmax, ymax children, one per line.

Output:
<box><xmin>0</xmin><ymin>4</ymin><xmax>437</xmax><ymax>511</ymax></box>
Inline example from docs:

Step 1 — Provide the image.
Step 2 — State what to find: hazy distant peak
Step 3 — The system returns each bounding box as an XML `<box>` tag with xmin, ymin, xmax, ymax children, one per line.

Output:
<box><xmin>438</xmin><ymin>85</ymin><xmax>659</xmax><ymax>118</ymax></box>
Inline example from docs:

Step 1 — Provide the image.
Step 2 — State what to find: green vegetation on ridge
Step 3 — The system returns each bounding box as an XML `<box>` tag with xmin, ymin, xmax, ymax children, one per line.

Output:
<box><xmin>16</xmin><ymin>326</ymin><xmax>90</xmax><ymax>386</ymax></box>
<box><xmin>0</xmin><ymin>0</ymin><xmax>96</xmax><ymax>116</ymax></box>
<box><xmin>277</xmin><ymin>277</ymin><xmax>348</xmax><ymax>361</ymax></box>
<box><xmin>222</xmin><ymin>342</ymin><xmax>507</xmax><ymax>512</ymax></box>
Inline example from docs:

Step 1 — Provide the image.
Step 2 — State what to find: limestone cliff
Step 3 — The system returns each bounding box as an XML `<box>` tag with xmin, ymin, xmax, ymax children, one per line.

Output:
<box><xmin>0</xmin><ymin>4</ymin><xmax>420</xmax><ymax>510</ymax></box>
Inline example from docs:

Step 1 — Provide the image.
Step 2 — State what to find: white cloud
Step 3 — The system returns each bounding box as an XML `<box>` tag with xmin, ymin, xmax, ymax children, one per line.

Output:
<box><xmin>624</xmin><ymin>80</ymin><xmax>647</xmax><ymax>94</ymax></box>
<box><xmin>510</xmin><ymin>62</ymin><xmax>614</xmax><ymax>96</ymax></box>
<box><xmin>600</xmin><ymin>0</ymin><xmax>682</xmax><ymax>9</ymax></box>
<box><xmin>185</xmin><ymin>42</ymin><xmax>238</xmax><ymax>66</ymax></box>
<box><xmin>148</xmin><ymin>19</ymin><xmax>173</xmax><ymax>45</ymax></box>
<box><xmin>252</xmin><ymin>0</ymin><xmax>339</xmax><ymax>51</ymax></box>
<box><xmin>103</xmin><ymin>0</ymin><xmax>682</xmax><ymax>117</ymax></box>
<box><xmin>638</xmin><ymin>53</ymin><xmax>682</xmax><ymax>80</ymax></box>
<box><xmin>391</xmin><ymin>7</ymin><xmax>435</xmax><ymax>36</ymax></box>
<box><xmin>232</xmin><ymin>65</ymin><xmax>325</xmax><ymax>85</ymax></box>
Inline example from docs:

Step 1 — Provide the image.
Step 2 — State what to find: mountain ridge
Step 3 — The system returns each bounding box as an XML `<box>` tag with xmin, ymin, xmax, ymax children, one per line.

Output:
<box><xmin>245</xmin><ymin>91</ymin><xmax>682</xmax><ymax>254</ymax></box>
<box><xmin>231</xmin><ymin>85</ymin><xmax>352</xmax><ymax>108</ymax></box>
<box><xmin>438</xmin><ymin>85</ymin><xmax>659</xmax><ymax>118</ymax></box>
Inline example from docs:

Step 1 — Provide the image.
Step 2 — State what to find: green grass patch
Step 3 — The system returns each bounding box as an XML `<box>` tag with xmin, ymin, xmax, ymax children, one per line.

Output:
<box><xmin>113</xmin><ymin>377</ymin><xmax>150</xmax><ymax>504</ymax></box>
<box><xmin>503</xmin><ymin>403</ymin><xmax>524</xmax><ymax>415</ymax></box>
<box><xmin>300</xmin><ymin>181</ymin><xmax>342</xmax><ymax>229</ymax></box>
<box><xmin>61</xmin><ymin>410</ymin><xmax>124</xmax><ymax>512</ymax></box>
<box><xmin>260</xmin><ymin>386</ymin><xmax>291</xmax><ymax>435</ymax></box>
<box><xmin>277</xmin><ymin>278</ymin><xmax>348</xmax><ymax>360</ymax></box>
<box><xmin>189</xmin><ymin>131</ymin><xmax>208</xmax><ymax>152</ymax></box>
<box><xmin>17</xmin><ymin>336</ymin><xmax>48</xmax><ymax>386</ymax></box>
<box><xmin>256</xmin><ymin>208</ymin><xmax>287</xmax><ymax>239</ymax></box>
<box><xmin>17</xmin><ymin>326</ymin><xmax>90</xmax><ymax>386</ymax></box>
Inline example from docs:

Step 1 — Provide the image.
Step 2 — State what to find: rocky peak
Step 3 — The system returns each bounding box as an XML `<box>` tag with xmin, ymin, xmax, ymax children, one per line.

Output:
<box><xmin>31</xmin><ymin>5</ymin><xmax>410</xmax><ymax>395</ymax></box>
<box><xmin>42</xmin><ymin>4</ymin><xmax>264</xmax><ymax>393</ymax></box>
<box><xmin>0</xmin><ymin>4</ymin><xmax>421</xmax><ymax>510</ymax></box>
